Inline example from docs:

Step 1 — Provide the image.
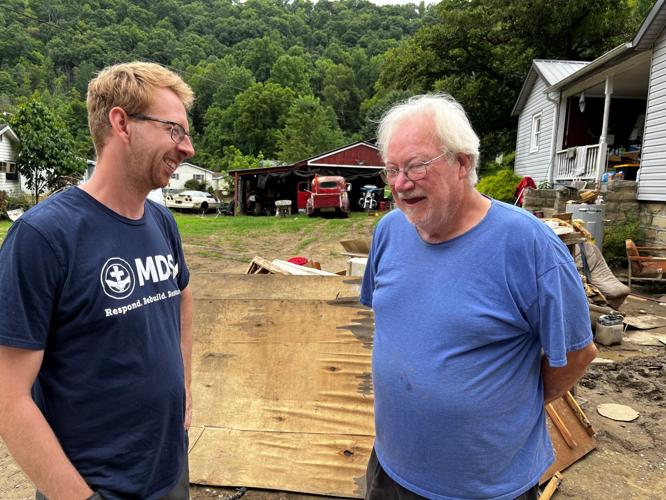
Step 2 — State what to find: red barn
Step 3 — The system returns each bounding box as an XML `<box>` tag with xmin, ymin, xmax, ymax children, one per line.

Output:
<box><xmin>229</xmin><ymin>141</ymin><xmax>386</xmax><ymax>215</ymax></box>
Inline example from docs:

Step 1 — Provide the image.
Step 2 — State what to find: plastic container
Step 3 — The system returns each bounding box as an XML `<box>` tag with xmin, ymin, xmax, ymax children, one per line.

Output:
<box><xmin>596</xmin><ymin>314</ymin><xmax>624</xmax><ymax>346</ymax></box>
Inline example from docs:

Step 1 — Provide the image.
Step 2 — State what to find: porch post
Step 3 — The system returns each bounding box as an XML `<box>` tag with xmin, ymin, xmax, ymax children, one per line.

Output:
<box><xmin>234</xmin><ymin>173</ymin><xmax>240</xmax><ymax>216</ymax></box>
<box><xmin>597</xmin><ymin>75</ymin><xmax>614</xmax><ymax>183</ymax></box>
<box><xmin>545</xmin><ymin>92</ymin><xmax>560</xmax><ymax>184</ymax></box>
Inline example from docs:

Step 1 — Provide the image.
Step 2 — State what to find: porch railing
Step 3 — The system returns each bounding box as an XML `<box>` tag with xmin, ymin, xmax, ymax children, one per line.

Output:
<box><xmin>554</xmin><ymin>144</ymin><xmax>602</xmax><ymax>181</ymax></box>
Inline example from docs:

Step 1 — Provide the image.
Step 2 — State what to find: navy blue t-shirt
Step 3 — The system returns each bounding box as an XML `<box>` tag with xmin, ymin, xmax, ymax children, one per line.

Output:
<box><xmin>0</xmin><ymin>187</ymin><xmax>190</xmax><ymax>499</ymax></box>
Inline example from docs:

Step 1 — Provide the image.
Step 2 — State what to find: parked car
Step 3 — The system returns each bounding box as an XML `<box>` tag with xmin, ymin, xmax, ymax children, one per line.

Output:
<box><xmin>166</xmin><ymin>190</ymin><xmax>221</xmax><ymax>213</ymax></box>
<box><xmin>147</xmin><ymin>188</ymin><xmax>165</xmax><ymax>206</ymax></box>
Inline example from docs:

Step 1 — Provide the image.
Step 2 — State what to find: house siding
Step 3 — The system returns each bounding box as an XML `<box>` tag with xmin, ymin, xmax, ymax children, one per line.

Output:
<box><xmin>638</xmin><ymin>29</ymin><xmax>666</xmax><ymax>201</ymax></box>
<box><xmin>514</xmin><ymin>78</ymin><xmax>555</xmax><ymax>182</ymax></box>
<box><xmin>0</xmin><ymin>134</ymin><xmax>20</xmax><ymax>194</ymax></box>
<box><xmin>167</xmin><ymin>163</ymin><xmax>217</xmax><ymax>190</ymax></box>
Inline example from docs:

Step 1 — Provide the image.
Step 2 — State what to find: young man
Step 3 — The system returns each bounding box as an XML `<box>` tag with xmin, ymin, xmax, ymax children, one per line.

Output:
<box><xmin>0</xmin><ymin>62</ymin><xmax>195</xmax><ymax>499</ymax></box>
<box><xmin>361</xmin><ymin>94</ymin><xmax>597</xmax><ymax>500</ymax></box>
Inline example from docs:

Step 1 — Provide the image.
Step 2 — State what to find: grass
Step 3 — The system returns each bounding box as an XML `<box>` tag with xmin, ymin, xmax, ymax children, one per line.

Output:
<box><xmin>0</xmin><ymin>220</ymin><xmax>11</xmax><ymax>244</ymax></box>
<box><xmin>173</xmin><ymin>211</ymin><xmax>382</xmax><ymax>241</ymax></box>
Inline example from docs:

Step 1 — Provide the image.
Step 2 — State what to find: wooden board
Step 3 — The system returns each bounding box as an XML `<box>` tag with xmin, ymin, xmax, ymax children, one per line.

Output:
<box><xmin>189</xmin><ymin>273</ymin><xmax>362</xmax><ymax>301</ymax></box>
<box><xmin>189</xmin><ymin>427</ymin><xmax>372</xmax><ymax>498</ymax></box>
<box><xmin>190</xmin><ymin>296</ymin><xmax>374</xmax><ymax>497</ymax></box>
<box><xmin>540</xmin><ymin>394</ymin><xmax>596</xmax><ymax>484</ymax></box>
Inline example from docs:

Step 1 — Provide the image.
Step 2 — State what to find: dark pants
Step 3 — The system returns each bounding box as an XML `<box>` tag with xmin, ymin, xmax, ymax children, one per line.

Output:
<box><xmin>365</xmin><ymin>448</ymin><xmax>539</xmax><ymax>500</ymax></box>
<box><xmin>36</xmin><ymin>455</ymin><xmax>190</xmax><ymax>500</ymax></box>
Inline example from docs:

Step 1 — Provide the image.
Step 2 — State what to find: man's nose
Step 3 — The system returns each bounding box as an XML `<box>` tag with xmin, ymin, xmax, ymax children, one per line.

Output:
<box><xmin>178</xmin><ymin>135</ymin><xmax>195</xmax><ymax>159</ymax></box>
<box><xmin>393</xmin><ymin>171</ymin><xmax>414</xmax><ymax>190</ymax></box>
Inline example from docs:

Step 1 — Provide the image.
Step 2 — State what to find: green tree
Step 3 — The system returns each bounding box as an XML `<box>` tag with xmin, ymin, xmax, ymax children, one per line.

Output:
<box><xmin>269</xmin><ymin>54</ymin><xmax>314</xmax><ymax>95</ymax></box>
<box><xmin>276</xmin><ymin>95</ymin><xmax>345</xmax><ymax>163</ymax></box>
<box><xmin>9</xmin><ymin>97</ymin><xmax>86</xmax><ymax>202</ymax></box>
<box><xmin>221</xmin><ymin>82</ymin><xmax>296</xmax><ymax>157</ymax></box>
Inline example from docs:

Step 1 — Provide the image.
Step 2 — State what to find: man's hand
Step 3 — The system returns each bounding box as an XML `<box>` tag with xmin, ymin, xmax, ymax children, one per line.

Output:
<box><xmin>542</xmin><ymin>342</ymin><xmax>598</xmax><ymax>403</ymax></box>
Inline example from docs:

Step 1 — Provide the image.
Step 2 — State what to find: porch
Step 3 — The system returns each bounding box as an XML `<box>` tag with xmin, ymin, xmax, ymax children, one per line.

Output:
<box><xmin>550</xmin><ymin>49</ymin><xmax>650</xmax><ymax>184</ymax></box>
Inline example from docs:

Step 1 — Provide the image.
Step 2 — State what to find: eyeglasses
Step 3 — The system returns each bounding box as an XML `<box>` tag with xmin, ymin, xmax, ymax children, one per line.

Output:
<box><xmin>128</xmin><ymin>113</ymin><xmax>190</xmax><ymax>145</ymax></box>
<box><xmin>382</xmin><ymin>152</ymin><xmax>448</xmax><ymax>185</ymax></box>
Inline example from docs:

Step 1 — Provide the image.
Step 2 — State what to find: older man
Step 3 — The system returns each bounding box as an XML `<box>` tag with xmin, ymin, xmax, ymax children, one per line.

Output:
<box><xmin>361</xmin><ymin>94</ymin><xmax>597</xmax><ymax>500</ymax></box>
<box><xmin>0</xmin><ymin>62</ymin><xmax>195</xmax><ymax>499</ymax></box>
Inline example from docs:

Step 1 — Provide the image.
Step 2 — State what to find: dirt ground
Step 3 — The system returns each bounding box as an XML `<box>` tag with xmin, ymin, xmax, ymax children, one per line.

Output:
<box><xmin>1</xmin><ymin>221</ymin><xmax>665</xmax><ymax>499</ymax></box>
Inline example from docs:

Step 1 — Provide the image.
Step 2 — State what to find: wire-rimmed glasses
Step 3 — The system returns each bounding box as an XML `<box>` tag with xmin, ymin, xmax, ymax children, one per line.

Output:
<box><xmin>128</xmin><ymin>113</ymin><xmax>190</xmax><ymax>145</ymax></box>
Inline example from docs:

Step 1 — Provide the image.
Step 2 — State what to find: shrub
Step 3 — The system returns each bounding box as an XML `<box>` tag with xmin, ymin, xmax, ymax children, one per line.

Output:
<box><xmin>0</xmin><ymin>192</ymin><xmax>34</xmax><ymax>219</ymax></box>
<box><xmin>603</xmin><ymin>218</ymin><xmax>645</xmax><ymax>267</ymax></box>
<box><xmin>0</xmin><ymin>191</ymin><xmax>7</xmax><ymax>218</ymax></box>
<box><xmin>476</xmin><ymin>168</ymin><xmax>522</xmax><ymax>203</ymax></box>
<box><xmin>184</xmin><ymin>179</ymin><xmax>208</xmax><ymax>191</ymax></box>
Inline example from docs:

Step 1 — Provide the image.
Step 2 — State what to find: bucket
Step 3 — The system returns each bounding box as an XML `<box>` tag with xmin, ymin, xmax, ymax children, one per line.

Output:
<box><xmin>595</xmin><ymin>314</ymin><xmax>623</xmax><ymax>346</ymax></box>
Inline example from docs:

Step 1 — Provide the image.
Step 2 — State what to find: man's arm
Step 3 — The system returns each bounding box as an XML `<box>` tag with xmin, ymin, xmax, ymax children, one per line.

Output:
<box><xmin>0</xmin><ymin>346</ymin><xmax>93</xmax><ymax>499</ymax></box>
<box><xmin>180</xmin><ymin>286</ymin><xmax>193</xmax><ymax>430</ymax></box>
<box><xmin>542</xmin><ymin>342</ymin><xmax>598</xmax><ymax>404</ymax></box>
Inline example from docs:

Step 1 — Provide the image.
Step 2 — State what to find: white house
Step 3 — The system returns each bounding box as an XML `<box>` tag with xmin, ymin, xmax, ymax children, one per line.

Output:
<box><xmin>168</xmin><ymin>162</ymin><xmax>218</xmax><ymax>190</ymax></box>
<box><xmin>512</xmin><ymin>60</ymin><xmax>589</xmax><ymax>182</ymax></box>
<box><xmin>0</xmin><ymin>124</ymin><xmax>21</xmax><ymax>194</ymax></box>
<box><xmin>512</xmin><ymin>0</ymin><xmax>666</xmax><ymax>203</ymax></box>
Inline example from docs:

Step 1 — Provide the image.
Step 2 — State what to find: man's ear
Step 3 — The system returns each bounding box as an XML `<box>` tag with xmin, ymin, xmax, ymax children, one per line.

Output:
<box><xmin>108</xmin><ymin>107</ymin><xmax>131</xmax><ymax>144</ymax></box>
<box><xmin>457</xmin><ymin>154</ymin><xmax>472</xmax><ymax>179</ymax></box>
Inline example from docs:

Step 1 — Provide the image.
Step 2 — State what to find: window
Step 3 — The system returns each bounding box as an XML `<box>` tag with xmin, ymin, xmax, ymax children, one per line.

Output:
<box><xmin>193</xmin><ymin>174</ymin><xmax>204</xmax><ymax>181</ymax></box>
<box><xmin>171</xmin><ymin>173</ymin><xmax>179</xmax><ymax>180</ymax></box>
<box><xmin>0</xmin><ymin>161</ymin><xmax>16</xmax><ymax>173</ymax></box>
<box><xmin>530</xmin><ymin>113</ymin><xmax>542</xmax><ymax>152</ymax></box>
<box><xmin>1</xmin><ymin>161</ymin><xmax>18</xmax><ymax>180</ymax></box>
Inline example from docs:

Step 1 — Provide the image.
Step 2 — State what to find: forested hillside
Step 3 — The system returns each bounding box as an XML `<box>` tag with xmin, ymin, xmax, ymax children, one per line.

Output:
<box><xmin>0</xmin><ymin>0</ymin><xmax>655</xmax><ymax>176</ymax></box>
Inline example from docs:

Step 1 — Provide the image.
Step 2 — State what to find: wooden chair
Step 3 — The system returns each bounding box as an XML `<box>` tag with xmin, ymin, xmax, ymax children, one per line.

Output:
<box><xmin>625</xmin><ymin>239</ymin><xmax>666</xmax><ymax>287</ymax></box>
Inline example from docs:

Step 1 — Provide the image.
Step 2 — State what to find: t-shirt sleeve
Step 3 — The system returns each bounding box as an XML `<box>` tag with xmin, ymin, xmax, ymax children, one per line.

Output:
<box><xmin>163</xmin><ymin>209</ymin><xmax>189</xmax><ymax>291</ymax></box>
<box><xmin>175</xmin><ymin>230</ymin><xmax>189</xmax><ymax>291</ymax></box>
<box><xmin>360</xmin><ymin>228</ymin><xmax>379</xmax><ymax>308</ymax></box>
<box><xmin>530</xmin><ymin>260</ymin><xmax>593</xmax><ymax>367</ymax></box>
<box><xmin>0</xmin><ymin>220</ymin><xmax>64</xmax><ymax>349</ymax></box>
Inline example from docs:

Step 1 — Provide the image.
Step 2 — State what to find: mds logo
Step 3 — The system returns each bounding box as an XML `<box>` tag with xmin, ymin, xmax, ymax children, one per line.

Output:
<box><xmin>101</xmin><ymin>254</ymin><xmax>179</xmax><ymax>300</ymax></box>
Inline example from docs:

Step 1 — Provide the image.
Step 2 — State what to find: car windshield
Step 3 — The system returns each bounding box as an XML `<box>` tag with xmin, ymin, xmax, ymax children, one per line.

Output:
<box><xmin>319</xmin><ymin>181</ymin><xmax>338</xmax><ymax>188</ymax></box>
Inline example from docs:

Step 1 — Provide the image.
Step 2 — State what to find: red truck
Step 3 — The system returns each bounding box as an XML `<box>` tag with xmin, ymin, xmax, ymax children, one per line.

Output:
<box><xmin>298</xmin><ymin>175</ymin><xmax>351</xmax><ymax>218</ymax></box>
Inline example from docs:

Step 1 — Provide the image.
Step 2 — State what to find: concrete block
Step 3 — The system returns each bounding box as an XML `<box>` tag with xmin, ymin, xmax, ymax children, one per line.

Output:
<box><xmin>654</xmin><ymin>216</ymin><xmax>666</xmax><ymax>229</ymax></box>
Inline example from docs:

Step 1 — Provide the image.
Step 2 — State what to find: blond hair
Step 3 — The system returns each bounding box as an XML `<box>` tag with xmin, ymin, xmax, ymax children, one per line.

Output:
<box><xmin>87</xmin><ymin>61</ymin><xmax>194</xmax><ymax>155</ymax></box>
<box><xmin>377</xmin><ymin>93</ymin><xmax>480</xmax><ymax>185</ymax></box>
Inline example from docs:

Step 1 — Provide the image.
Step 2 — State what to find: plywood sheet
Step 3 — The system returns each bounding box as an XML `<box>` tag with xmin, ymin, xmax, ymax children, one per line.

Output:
<box><xmin>190</xmin><ymin>295</ymin><xmax>374</xmax><ymax>497</ymax></box>
<box><xmin>189</xmin><ymin>273</ymin><xmax>362</xmax><ymax>301</ymax></box>
<box><xmin>190</xmin><ymin>427</ymin><xmax>372</xmax><ymax>498</ymax></box>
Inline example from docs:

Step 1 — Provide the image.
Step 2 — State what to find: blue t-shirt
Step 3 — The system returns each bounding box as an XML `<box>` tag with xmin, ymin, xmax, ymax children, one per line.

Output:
<box><xmin>0</xmin><ymin>187</ymin><xmax>189</xmax><ymax>499</ymax></box>
<box><xmin>360</xmin><ymin>200</ymin><xmax>592</xmax><ymax>500</ymax></box>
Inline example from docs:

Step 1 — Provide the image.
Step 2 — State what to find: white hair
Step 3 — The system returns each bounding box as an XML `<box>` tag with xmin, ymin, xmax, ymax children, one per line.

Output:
<box><xmin>376</xmin><ymin>93</ymin><xmax>480</xmax><ymax>185</ymax></box>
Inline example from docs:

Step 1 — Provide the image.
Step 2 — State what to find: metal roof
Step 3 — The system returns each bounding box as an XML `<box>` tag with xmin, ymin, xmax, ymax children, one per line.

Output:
<box><xmin>633</xmin><ymin>0</ymin><xmax>666</xmax><ymax>51</ymax></box>
<box><xmin>533</xmin><ymin>60</ymin><xmax>590</xmax><ymax>86</ymax></box>
<box><xmin>512</xmin><ymin>60</ymin><xmax>589</xmax><ymax>116</ymax></box>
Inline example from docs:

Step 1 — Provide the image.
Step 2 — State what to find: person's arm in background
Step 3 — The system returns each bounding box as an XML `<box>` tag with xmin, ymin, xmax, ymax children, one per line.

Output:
<box><xmin>0</xmin><ymin>346</ymin><xmax>94</xmax><ymax>499</ymax></box>
<box><xmin>542</xmin><ymin>342</ymin><xmax>598</xmax><ymax>403</ymax></box>
<box><xmin>180</xmin><ymin>286</ymin><xmax>193</xmax><ymax>430</ymax></box>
